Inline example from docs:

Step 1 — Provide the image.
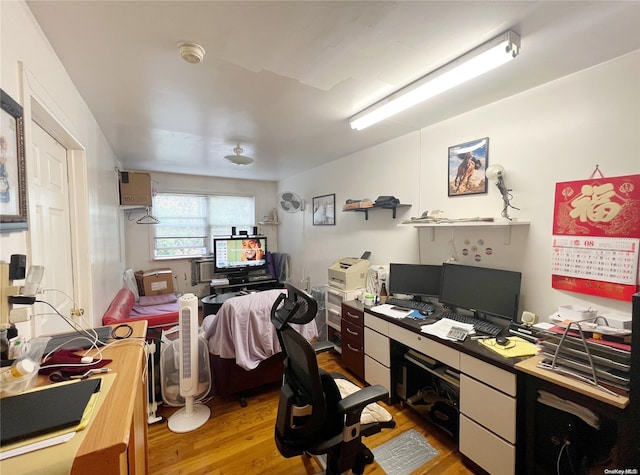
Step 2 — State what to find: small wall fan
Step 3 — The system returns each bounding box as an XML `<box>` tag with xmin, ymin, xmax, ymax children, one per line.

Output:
<box><xmin>278</xmin><ymin>191</ymin><xmax>304</xmax><ymax>213</ymax></box>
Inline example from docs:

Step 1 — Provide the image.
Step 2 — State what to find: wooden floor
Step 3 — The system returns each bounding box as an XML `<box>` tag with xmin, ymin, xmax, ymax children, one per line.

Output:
<box><xmin>148</xmin><ymin>350</ymin><xmax>477</xmax><ymax>475</ymax></box>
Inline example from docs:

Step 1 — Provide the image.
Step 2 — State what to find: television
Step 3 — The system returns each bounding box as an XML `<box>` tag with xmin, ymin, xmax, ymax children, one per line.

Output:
<box><xmin>388</xmin><ymin>263</ymin><xmax>442</xmax><ymax>300</ymax></box>
<box><xmin>439</xmin><ymin>263</ymin><xmax>521</xmax><ymax>321</ymax></box>
<box><xmin>213</xmin><ymin>236</ymin><xmax>267</xmax><ymax>275</ymax></box>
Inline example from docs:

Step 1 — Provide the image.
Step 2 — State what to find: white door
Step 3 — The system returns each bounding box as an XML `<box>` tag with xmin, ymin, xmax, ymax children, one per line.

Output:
<box><xmin>29</xmin><ymin>121</ymin><xmax>75</xmax><ymax>335</ymax></box>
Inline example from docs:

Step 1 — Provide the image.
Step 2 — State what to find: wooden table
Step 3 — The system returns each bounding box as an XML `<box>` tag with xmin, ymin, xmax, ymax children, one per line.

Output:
<box><xmin>5</xmin><ymin>320</ymin><xmax>149</xmax><ymax>474</ymax></box>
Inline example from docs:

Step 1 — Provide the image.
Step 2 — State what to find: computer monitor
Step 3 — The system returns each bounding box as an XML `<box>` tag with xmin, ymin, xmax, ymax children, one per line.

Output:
<box><xmin>439</xmin><ymin>263</ymin><xmax>521</xmax><ymax>321</ymax></box>
<box><xmin>213</xmin><ymin>236</ymin><xmax>267</xmax><ymax>275</ymax></box>
<box><xmin>388</xmin><ymin>263</ymin><xmax>442</xmax><ymax>300</ymax></box>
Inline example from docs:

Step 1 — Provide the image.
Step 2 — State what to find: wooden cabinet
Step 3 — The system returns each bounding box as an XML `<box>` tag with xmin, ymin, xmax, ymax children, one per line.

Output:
<box><xmin>341</xmin><ymin>302</ymin><xmax>364</xmax><ymax>379</ymax></box>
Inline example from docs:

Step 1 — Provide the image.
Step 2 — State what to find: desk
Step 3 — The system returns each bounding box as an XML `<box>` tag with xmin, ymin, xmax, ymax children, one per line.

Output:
<box><xmin>202</xmin><ymin>292</ymin><xmax>244</xmax><ymax>316</ymax></box>
<box><xmin>516</xmin><ymin>356</ymin><xmax>633</xmax><ymax>473</ymax></box>
<box><xmin>5</xmin><ymin>320</ymin><xmax>149</xmax><ymax>474</ymax></box>
<box><xmin>209</xmin><ymin>278</ymin><xmax>279</xmax><ymax>296</ymax></box>
<box><xmin>359</xmin><ymin>302</ymin><xmax>526</xmax><ymax>475</ymax></box>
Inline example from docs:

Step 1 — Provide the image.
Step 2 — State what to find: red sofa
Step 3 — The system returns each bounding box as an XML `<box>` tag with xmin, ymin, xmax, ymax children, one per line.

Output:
<box><xmin>102</xmin><ymin>288</ymin><xmax>179</xmax><ymax>330</ymax></box>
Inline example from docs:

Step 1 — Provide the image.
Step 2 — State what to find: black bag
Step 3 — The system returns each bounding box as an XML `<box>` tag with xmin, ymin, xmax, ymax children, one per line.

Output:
<box><xmin>374</xmin><ymin>195</ymin><xmax>400</xmax><ymax>207</ymax></box>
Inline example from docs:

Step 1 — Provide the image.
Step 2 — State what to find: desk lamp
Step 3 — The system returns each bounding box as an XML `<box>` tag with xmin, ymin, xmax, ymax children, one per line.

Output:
<box><xmin>485</xmin><ymin>164</ymin><xmax>519</xmax><ymax>221</ymax></box>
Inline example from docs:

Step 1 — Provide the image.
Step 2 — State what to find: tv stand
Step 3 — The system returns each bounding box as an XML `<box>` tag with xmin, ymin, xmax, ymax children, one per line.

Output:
<box><xmin>227</xmin><ymin>275</ymin><xmax>248</xmax><ymax>285</ymax></box>
<box><xmin>209</xmin><ymin>277</ymin><xmax>279</xmax><ymax>296</ymax></box>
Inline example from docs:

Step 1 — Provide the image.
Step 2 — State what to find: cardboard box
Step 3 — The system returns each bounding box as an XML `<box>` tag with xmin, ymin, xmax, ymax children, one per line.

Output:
<box><xmin>135</xmin><ymin>268</ymin><xmax>174</xmax><ymax>296</ymax></box>
<box><xmin>119</xmin><ymin>171</ymin><xmax>152</xmax><ymax>206</ymax></box>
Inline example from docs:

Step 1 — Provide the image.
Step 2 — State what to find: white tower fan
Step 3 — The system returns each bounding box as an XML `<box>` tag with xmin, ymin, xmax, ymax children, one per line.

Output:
<box><xmin>167</xmin><ymin>293</ymin><xmax>210</xmax><ymax>433</ymax></box>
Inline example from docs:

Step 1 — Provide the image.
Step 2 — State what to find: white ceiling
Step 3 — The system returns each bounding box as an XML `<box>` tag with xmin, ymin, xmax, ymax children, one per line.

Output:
<box><xmin>26</xmin><ymin>1</ymin><xmax>640</xmax><ymax>182</ymax></box>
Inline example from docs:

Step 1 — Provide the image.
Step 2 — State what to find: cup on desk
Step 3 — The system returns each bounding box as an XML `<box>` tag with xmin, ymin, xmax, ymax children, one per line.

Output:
<box><xmin>363</xmin><ymin>293</ymin><xmax>375</xmax><ymax>307</ymax></box>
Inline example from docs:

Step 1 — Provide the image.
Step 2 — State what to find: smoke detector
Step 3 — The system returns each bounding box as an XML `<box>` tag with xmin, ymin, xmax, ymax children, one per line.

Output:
<box><xmin>177</xmin><ymin>41</ymin><xmax>205</xmax><ymax>64</ymax></box>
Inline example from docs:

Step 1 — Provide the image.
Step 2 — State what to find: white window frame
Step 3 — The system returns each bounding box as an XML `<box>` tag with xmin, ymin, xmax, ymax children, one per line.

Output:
<box><xmin>152</xmin><ymin>192</ymin><xmax>256</xmax><ymax>260</ymax></box>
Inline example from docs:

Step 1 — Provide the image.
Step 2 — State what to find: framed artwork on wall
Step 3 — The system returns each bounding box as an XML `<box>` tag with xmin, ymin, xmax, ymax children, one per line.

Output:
<box><xmin>0</xmin><ymin>89</ymin><xmax>28</xmax><ymax>232</ymax></box>
<box><xmin>448</xmin><ymin>137</ymin><xmax>489</xmax><ymax>197</ymax></box>
<box><xmin>312</xmin><ymin>194</ymin><xmax>335</xmax><ymax>226</ymax></box>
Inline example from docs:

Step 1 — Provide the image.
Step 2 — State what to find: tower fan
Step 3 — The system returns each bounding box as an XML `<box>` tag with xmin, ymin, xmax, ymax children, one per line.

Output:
<box><xmin>165</xmin><ymin>293</ymin><xmax>211</xmax><ymax>433</ymax></box>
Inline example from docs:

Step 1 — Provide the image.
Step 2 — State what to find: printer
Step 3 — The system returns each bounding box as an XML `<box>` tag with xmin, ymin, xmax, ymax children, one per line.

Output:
<box><xmin>328</xmin><ymin>258</ymin><xmax>369</xmax><ymax>290</ymax></box>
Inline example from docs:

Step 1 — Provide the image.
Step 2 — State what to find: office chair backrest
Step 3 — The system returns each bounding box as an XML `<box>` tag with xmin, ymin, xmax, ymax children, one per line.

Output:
<box><xmin>271</xmin><ymin>283</ymin><xmax>343</xmax><ymax>454</ymax></box>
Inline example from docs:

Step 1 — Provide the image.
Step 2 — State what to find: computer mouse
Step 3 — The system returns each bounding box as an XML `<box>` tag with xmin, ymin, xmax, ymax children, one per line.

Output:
<box><xmin>495</xmin><ymin>335</ymin><xmax>510</xmax><ymax>346</ymax></box>
<box><xmin>419</xmin><ymin>309</ymin><xmax>433</xmax><ymax>316</ymax></box>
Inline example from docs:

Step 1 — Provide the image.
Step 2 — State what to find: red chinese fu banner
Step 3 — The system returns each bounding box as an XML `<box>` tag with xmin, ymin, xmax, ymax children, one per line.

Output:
<box><xmin>552</xmin><ymin>174</ymin><xmax>640</xmax><ymax>300</ymax></box>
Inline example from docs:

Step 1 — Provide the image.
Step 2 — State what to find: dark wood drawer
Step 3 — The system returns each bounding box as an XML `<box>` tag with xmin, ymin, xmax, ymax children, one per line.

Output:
<box><xmin>341</xmin><ymin>319</ymin><xmax>364</xmax><ymax>379</ymax></box>
<box><xmin>341</xmin><ymin>303</ymin><xmax>364</xmax><ymax>328</ymax></box>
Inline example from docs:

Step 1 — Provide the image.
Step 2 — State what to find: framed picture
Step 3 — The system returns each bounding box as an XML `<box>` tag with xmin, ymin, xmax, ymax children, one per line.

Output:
<box><xmin>448</xmin><ymin>137</ymin><xmax>489</xmax><ymax>196</ymax></box>
<box><xmin>312</xmin><ymin>193</ymin><xmax>335</xmax><ymax>226</ymax></box>
<box><xmin>0</xmin><ymin>89</ymin><xmax>28</xmax><ymax>232</ymax></box>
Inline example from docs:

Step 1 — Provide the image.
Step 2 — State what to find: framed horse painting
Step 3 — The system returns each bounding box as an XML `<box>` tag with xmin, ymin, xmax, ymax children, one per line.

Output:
<box><xmin>448</xmin><ymin>137</ymin><xmax>489</xmax><ymax>196</ymax></box>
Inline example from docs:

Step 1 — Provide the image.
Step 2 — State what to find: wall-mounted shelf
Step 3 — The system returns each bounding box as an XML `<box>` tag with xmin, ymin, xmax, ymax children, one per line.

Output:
<box><xmin>343</xmin><ymin>204</ymin><xmax>411</xmax><ymax>220</ymax></box>
<box><xmin>400</xmin><ymin>219</ymin><xmax>530</xmax><ymax>244</ymax></box>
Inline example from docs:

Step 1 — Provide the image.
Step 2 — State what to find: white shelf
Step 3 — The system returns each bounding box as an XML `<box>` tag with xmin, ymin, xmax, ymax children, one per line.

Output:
<box><xmin>400</xmin><ymin>219</ymin><xmax>530</xmax><ymax>244</ymax></box>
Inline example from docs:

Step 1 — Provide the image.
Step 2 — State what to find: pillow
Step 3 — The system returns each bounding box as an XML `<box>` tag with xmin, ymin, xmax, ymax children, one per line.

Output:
<box><xmin>138</xmin><ymin>294</ymin><xmax>178</xmax><ymax>307</ymax></box>
<box><xmin>334</xmin><ymin>377</ymin><xmax>393</xmax><ymax>425</ymax></box>
<box><xmin>123</xmin><ymin>269</ymin><xmax>140</xmax><ymax>302</ymax></box>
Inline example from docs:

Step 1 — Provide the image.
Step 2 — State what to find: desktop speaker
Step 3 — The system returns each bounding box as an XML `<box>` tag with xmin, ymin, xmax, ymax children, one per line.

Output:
<box><xmin>521</xmin><ymin>311</ymin><xmax>537</xmax><ymax>326</ymax></box>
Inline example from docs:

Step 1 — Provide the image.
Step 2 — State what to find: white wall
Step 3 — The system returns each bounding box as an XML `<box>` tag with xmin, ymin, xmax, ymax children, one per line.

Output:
<box><xmin>123</xmin><ymin>171</ymin><xmax>278</xmax><ymax>298</ymax></box>
<box><xmin>1</xmin><ymin>1</ymin><xmax>124</xmax><ymax>326</ymax></box>
<box><xmin>279</xmin><ymin>51</ymin><xmax>640</xmax><ymax>321</ymax></box>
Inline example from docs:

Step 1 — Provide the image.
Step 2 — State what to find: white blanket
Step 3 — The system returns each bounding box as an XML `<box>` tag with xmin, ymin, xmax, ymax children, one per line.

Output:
<box><xmin>202</xmin><ymin>289</ymin><xmax>318</xmax><ymax>371</ymax></box>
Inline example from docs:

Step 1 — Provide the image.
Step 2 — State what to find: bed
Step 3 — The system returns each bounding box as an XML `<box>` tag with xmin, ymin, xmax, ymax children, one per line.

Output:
<box><xmin>201</xmin><ymin>288</ymin><xmax>318</xmax><ymax>401</ymax></box>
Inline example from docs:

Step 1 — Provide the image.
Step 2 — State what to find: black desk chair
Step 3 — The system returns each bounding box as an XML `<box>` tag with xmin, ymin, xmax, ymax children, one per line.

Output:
<box><xmin>271</xmin><ymin>283</ymin><xmax>395</xmax><ymax>474</ymax></box>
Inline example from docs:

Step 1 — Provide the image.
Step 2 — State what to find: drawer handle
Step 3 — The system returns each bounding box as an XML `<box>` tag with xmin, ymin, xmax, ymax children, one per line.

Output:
<box><xmin>346</xmin><ymin>312</ymin><xmax>361</xmax><ymax>319</ymax></box>
<box><xmin>346</xmin><ymin>328</ymin><xmax>359</xmax><ymax>336</ymax></box>
<box><xmin>347</xmin><ymin>344</ymin><xmax>360</xmax><ymax>353</ymax></box>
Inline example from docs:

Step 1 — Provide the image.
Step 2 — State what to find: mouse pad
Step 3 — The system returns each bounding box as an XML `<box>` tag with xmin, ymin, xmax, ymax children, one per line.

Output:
<box><xmin>479</xmin><ymin>336</ymin><xmax>538</xmax><ymax>358</ymax></box>
<box><xmin>0</xmin><ymin>378</ymin><xmax>101</xmax><ymax>445</ymax></box>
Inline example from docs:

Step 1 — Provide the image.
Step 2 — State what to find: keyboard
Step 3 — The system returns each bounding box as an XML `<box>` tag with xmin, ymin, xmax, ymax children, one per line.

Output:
<box><xmin>439</xmin><ymin>312</ymin><xmax>503</xmax><ymax>337</ymax></box>
<box><xmin>387</xmin><ymin>297</ymin><xmax>435</xmax><ymax>314</ymax></box>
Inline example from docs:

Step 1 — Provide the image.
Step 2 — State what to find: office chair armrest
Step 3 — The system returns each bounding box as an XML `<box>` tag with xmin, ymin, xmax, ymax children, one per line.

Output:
<box><xmin>337</xmin><ymin>384</ymin><xmax>388</xmax><ymax>419</ymax></box>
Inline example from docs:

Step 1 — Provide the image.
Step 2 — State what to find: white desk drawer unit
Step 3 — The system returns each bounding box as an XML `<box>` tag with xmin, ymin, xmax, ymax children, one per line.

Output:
<box><xmin>459</xmin><ymin>353</ymin><xmax>517</xmax><ymax>475</ymax></box>
<box><xmin>388</xmin><ymin>324</ymin><xmax>460</xmax><ymax>370</ymax></box>
<box><xmin>363</xmin><ymin>313</ymin><xmax>391</xmax><ymax>390</ymax></box>
<box><xmin>459</xmin><ymin>414</ymin><xmax>515</xmax><ymax>475</ymax></box>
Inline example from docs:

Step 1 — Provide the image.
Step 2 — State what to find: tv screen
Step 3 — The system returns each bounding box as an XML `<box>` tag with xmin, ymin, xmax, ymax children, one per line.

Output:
<box><xmin>213</xmin><ymin>236</ymin><xmax>267</xmax><ymax>274</ymax></box>
<box><xmin>439</xmin><ymin>263</ymin><xmax>521</xmax><ymax>320</ymax></box>
<box><xmin>388</xmin><ymin>263</ymin><xmax>442</xmax><ymax>299</ymax></box>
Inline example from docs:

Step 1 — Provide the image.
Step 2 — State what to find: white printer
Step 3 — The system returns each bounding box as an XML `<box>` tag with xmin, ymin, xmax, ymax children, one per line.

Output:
<box><xmin>328</xmin><ymin>258</ymin><xmax>369</xmax><ymax>290</ymax></box>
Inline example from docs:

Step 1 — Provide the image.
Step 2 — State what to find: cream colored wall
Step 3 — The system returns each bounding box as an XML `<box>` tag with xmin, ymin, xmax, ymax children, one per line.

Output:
<box><xmin>123</xmin><ymin>171</ymin><xmax>278</xmax><ymax>298</ymax></box>
<box><xmin>0</xmin><ymin>1</ymin><xmax>124</xmax><ymax>327</ymax></box>
<box><xmin>279</xmin><ymin>51</ymin><xmax>640</xmax><ymax>321</ymax></box>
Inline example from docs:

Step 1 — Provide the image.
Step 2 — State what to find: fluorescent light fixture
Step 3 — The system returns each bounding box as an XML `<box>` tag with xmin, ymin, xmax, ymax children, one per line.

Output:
<box><xmin>349</xmin><ymin>30</ymin><xmax>521</xmax><ymax>131</ymax></box>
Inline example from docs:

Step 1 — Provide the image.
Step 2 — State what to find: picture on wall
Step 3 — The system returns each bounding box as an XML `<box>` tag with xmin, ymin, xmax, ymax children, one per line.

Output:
<box><xmin>0</xmin><ymin>89</ymin><xmax>28</xmax><ymax>232</ymax></box>
<box><xmin>312</xmin><ymin>194</ymin><xmax>335</xmax><ymax>225</ymax></box>
<box><xmin>448</xmin><ymin>137</ymin><xmax>489</xmax><ymax>196</ymax></box>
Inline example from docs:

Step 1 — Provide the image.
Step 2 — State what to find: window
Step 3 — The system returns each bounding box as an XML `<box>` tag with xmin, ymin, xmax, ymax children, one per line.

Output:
<box><xmin>153</xmin><ymin>193</ymin><xmax>255</xmax><ymax>259</ymax></box>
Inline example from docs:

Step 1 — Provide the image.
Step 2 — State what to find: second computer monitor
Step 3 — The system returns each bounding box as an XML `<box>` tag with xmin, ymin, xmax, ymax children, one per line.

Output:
<box><xmin>388</xmin><ymin>263</ymin><xmax>442</xmax><ymax>300</ymax></box>
<box><xmin>439</xmin><ymin>263</ymin><xmax>521</xmax><ymax>321</ymax></box>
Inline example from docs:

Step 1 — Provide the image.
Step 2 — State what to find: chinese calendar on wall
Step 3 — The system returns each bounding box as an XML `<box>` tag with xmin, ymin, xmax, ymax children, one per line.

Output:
<box><xmin>552</xmin><ymin>174</ymin><xmax>640</xmax><ymax>301</ymax></box>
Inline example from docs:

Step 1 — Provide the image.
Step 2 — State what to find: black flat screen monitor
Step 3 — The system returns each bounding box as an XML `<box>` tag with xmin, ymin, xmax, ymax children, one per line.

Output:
<box><xmin>388</xmin><ymin>263</ymin><xmax>442</xmax><ymax>299</ymax></box>
<box><xmin>213</xmin><ymin>236</ymin><xmax>267</xmax><ymax>274</ymax></box>
<box><xmin>439</xmin><ymin>263</ymin><xmax>521</xmax><ymax>321</ymax></box>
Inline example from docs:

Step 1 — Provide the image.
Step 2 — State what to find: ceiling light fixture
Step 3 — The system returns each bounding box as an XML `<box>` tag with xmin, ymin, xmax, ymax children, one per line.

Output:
<box><xmin>349</xmin><ymin>30</ymin><xmax>520</xmax><ymax>131</ymax></box>
<box><xmin>177</xmin><ymin>41</ymin><xmax>205</xmax><ymax>64</ymax></box>
<box><xmin>224</xmin><ymin>145</ymin><xmax>254</xmax><ymax>166</ymax></box>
